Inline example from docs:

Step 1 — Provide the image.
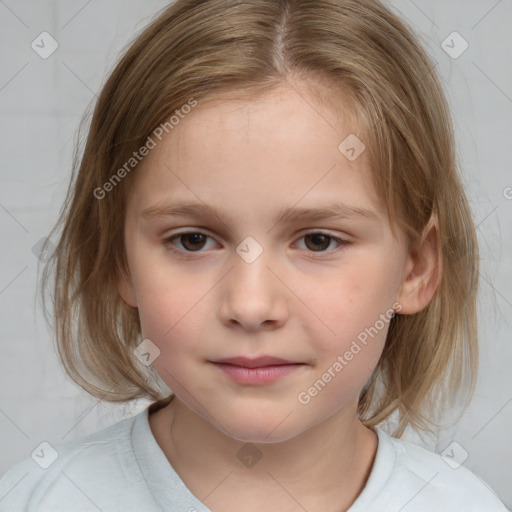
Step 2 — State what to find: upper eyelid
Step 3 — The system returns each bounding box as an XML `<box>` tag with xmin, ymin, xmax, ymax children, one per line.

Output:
<box><xmin>165</xmin><ymin>229</ymin><xmax>349</xmax><ymax>251</ymax></box>
<box><xmin>165</xmin><ymin>228</ymin><xmax>346</xmax><ymax>241</ymax></box>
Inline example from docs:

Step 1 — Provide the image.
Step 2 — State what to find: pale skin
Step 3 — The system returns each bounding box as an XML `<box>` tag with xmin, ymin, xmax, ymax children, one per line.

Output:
<box><xmin>117</xmin><ymin>83</ymin><xmax>441</xmax><ymax>511</ymax></box>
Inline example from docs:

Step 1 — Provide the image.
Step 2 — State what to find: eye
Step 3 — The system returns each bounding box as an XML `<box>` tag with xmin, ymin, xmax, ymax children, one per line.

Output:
<box><xmin>165</xmin><ymin>231</ymin><xmax>217</xmax><ymax>253</ymax></box>
<box><xmin>164</xmin><ymin>230</ymin><xmax>350</xmax><ymax>255</ymax></box>
<box><xmin>295</xmin><ymin>231</ymin><xmax>350</xmax><ymax>253</ymax></box>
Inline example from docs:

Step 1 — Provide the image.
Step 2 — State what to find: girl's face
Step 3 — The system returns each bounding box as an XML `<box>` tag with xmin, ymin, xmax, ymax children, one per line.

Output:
<box><xmin>119</xmin><ymin>85</ymin><xmax>414</xmax><ymax>443</ymax></box>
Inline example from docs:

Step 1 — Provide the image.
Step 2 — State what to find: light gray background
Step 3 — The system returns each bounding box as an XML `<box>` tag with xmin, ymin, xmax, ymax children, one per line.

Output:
<box><xmin>0</xmin><ymin>0</ymin><xmax>511</xmax><ymax>507</ymax></box>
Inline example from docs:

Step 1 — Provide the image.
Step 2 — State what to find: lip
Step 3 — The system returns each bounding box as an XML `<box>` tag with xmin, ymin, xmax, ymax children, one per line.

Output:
<box><xmin>212</xmin><ymin>356</ymin><xmax>299</xmax><ymax>368</ymax></box>
<box><xmin>210</xmin><ymin>356</ymin><xmax>306</xmax><ymax>385</ymax></box>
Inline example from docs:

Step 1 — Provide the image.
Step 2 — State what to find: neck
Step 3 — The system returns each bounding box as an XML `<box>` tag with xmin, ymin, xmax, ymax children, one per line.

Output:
<box><xmin>149</xmin><ymin>396</ymin><xmax>378</xmax><ymax>511</ymax></box>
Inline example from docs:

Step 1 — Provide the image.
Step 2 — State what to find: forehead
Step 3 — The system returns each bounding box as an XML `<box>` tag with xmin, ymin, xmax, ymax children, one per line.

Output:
<box><xmin>128</xmin><ymin>84</ymin><xmax>382</xmax><ymax>221</ymax></box>
<box><xmin>174</xmin><ymin>82</ymin><xmax>363</xmax><ymax>151</ymax></box>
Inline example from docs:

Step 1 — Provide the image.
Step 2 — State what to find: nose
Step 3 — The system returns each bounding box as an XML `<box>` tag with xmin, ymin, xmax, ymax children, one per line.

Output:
<box><xmin>218</xmin><ymin>246</ymin><xmax>289</xmax><ymax>332</ymax></box>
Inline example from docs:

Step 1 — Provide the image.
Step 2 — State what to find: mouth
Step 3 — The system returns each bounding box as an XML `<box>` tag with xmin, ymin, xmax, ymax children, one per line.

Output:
<box><xmin>209</xmin><ymin>356</ymin><xmax>306</xmax><ymax>385</ymax></box>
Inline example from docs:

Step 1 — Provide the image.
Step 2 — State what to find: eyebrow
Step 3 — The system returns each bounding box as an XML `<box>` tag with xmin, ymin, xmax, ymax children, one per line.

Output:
<box><xmin>141</xmin><ymin>200</ymin><xmax>379</xmax><ymax>226</ymax></box>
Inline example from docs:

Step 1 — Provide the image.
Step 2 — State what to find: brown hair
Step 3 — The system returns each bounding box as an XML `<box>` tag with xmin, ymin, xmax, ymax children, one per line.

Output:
<box><xmin>39</xmin><ymin>0</ymin><xmax>479</xmax><ymax>437</ymax></box>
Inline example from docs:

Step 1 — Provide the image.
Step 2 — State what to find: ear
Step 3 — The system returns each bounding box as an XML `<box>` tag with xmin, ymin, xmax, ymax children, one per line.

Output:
<box><xmin>396</xmin><ymin>214</ymin><xmax>442</xmax><ymax>315</ymax></box>
<box><xmin>117</xmin><ymin>266</ymin><xmax>138</xmax><ymax>308</ymax></box>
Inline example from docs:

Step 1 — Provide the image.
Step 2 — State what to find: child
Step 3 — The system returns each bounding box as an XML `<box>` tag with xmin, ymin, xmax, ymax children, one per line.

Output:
<box><xmin>0</xmin><ymin>0</ymin><xmax>509</xmax><ymax>510</ymax></box>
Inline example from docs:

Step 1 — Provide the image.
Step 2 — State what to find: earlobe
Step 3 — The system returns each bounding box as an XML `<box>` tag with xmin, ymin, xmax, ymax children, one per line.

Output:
<box><xmin>117</xmin><ymin>268</ymin><xmax>138</xmax><ymax>308</ymax></box>
<box><xmin>396</xmin><ymin>214</ymin><xmax>442</xmax><ymax>315</ymax></box>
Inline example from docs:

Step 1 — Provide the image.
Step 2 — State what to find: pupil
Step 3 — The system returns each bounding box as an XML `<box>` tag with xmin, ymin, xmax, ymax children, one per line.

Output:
<box><xmin>179</xmin><ymin>233</ymin><xmax>331</xmax><ymax>252</ymax></box>
<box><xmin>183</xmin><ymin>233</ymin><xmax>206</xmax><ymax>250</ymax></box>
<box><xmin>306</xmin><ymin>234</ymin><xmax>330</xmax><ymax>251</ymax></box>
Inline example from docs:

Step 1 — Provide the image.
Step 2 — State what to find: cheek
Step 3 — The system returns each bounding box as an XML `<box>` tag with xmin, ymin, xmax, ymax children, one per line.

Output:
<box><xmin>131</xmin><ymin>265</ymin><xmax>210</xmax><ymax>366</ymax></box>
<box><xmin>136</xmin><ymin>295</ymin><xmax>204</xmax><ymax>390</ymax></box>
<box><xmin>291</xmin><ymin>256</ymin><xmax>397</xmax><ymax>397</ymax></box>
<box><xmin>292</xmin><ymin>256</ymin><xmax>398</xmax><ymax>343</ymax></box>
<box><xmin>297</xmin><ymin>315</ymin><xmax>390</xmax><ymax>416</ymax></box>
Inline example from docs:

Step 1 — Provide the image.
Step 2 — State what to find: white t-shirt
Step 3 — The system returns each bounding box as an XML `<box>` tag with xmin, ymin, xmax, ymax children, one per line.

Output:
<box><xmin>0</xmin><ymin>405</ymin><xmax>508</xmax><ymax>511</ymax></box>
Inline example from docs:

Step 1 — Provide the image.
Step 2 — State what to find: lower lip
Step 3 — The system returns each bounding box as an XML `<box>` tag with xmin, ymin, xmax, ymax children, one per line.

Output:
<box><xmin>212</xmin><ymin>363</ymin><xmax>304</xmax><ymax>385</ymax></box>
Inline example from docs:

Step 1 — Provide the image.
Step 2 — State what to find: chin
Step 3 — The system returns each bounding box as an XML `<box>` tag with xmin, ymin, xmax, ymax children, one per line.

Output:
<box><xmin>211</xmin><ymin>407</ymin><xmax>306</xmax><ymax>445</ymax></box>
<box><xmin>223</xmin><ymin>423</ymin><xmax>299</xmax><ymax>445</ymax></box>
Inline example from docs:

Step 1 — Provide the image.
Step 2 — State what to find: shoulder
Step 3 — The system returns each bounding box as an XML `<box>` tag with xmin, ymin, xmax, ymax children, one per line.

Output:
<box><xmin>369</xmin><ymin>429</ymin><xmax>509</xmax><ymax>511</ymax></box>
<box><xmin>0</xmin><ymin>412</ymin><xmax>149</xmax><ymax>512</ymax></box>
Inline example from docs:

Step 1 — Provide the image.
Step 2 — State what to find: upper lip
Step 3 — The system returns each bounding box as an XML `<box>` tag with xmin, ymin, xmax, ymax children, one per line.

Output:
<box><xmin>211</xmin><ymin>356</ymin><xmax>302</xmax><ymax>368</ymax></box>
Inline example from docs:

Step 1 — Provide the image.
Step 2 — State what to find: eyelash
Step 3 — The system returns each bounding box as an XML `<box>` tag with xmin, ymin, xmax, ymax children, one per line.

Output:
<box><xmin>163</xmin><ymin>230</ymin><xmax>351</xmax><ymax>258</ymax></box>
